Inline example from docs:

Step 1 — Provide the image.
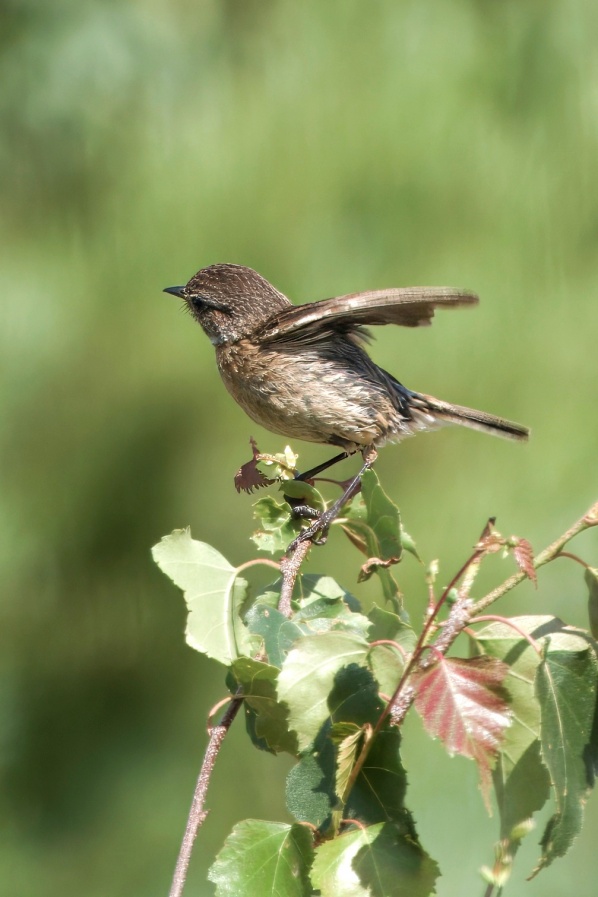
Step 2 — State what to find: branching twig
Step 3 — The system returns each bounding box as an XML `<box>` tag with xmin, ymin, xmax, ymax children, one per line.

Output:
<box><xmin>168</xmin><ymin>496</ymin><xmax>597</xmax><ymax>897</ymax></box>
<box><xmin>427</xmin><ymin>500</ymin><xmax>598</xmax><ymax>675</ymax></box>
<box><xmin>342</xmin><ymin>500</ymin><xmax>598</xmax><ymax>795</ymax></box>
<box><xmin>168</xmin><ymin>515</ymin><xmax>314</xmax><ymax>894</ymax></box>
<box><xmin>342</xmin><ymin>524</ymin><xmax>492</xmax><ymax>793</ymax></box>
<box><xmin>169</xmin><ymin>690</ymin><xmax>244</xmax><ymax>897</ymax></box>
<box><xmin>473</xmin><ymin>500</ymin><xmax>598</xmax><ymax>615</ymax></box>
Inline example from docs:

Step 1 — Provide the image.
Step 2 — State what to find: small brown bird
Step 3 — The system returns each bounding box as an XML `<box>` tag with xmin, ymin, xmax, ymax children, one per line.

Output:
<box><xmin>165</xmin><ymin>264</ymin><xmax>528</xmax><ymax>545</ymax></box>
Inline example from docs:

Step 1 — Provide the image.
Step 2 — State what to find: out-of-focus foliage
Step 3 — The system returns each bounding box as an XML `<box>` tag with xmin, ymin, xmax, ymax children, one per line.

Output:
<box><xmin>1</xmin><ymin>2</ymin><xmax>597</xmax><ymax>895</ymax></box>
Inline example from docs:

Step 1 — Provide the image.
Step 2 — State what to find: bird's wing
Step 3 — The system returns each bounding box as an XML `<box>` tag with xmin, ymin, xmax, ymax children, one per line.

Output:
<box><xmin>255</xmin><ymin>287</ymin><xmax>479</xmax><ymax>343</ymax></box>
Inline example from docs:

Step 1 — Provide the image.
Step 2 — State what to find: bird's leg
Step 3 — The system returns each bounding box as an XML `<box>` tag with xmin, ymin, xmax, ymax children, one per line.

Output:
<box><xmin>283</xmin><ymin>451</ymin><xmax>354</xmax><ymax>524</ymax></box>
<box><xmin>294</xmin><ymin>451</ymin><xmax>351</xmax><ymax>482</ymax></box>
<box><xmin>286</xmin><ymin>446</ymin><xmax>377</xmax><ymax>551</ymax></box>
<box><xmin>284</xmin><ymin>450</ymin><xmax>352</xmax><ymax>523</ymax></box>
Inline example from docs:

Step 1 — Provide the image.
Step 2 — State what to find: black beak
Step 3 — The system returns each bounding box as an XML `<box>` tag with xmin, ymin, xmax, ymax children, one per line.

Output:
<box><xmin>163</xmin><ymin>285</ymin><xmax>186</xmax><ymax>298</ymax></box>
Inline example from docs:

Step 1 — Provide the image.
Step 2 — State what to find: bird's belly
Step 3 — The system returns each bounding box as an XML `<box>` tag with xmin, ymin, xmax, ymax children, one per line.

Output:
<box><xmin>216</xmin><ymin>341</ymin><xmax>394</xmax><ymax>450</ymax></box>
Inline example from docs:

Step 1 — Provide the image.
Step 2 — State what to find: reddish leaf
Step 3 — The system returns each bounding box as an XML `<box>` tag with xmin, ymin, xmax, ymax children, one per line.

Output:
<box><xmin>476</xmin><ymin>517</ymin><xmax>505</xmax><ymax>555</ymax></box>
<box><xmin>412</xmin><ymin>655</ymin><xmax>511</xmax><ymax>810</ymax></box>
<box><xmin>234</xmin><ymin>438</ymin><xmax>275</xmax><ymax>493</ymax></box>
<box><xmin>512</xmin><ymin>538</ymin><xmax>537</xmax><ymax>586</ymax></box>
<box><xmin>234</xmin><ymin>459</ymin><xmax>274</xmax><ymax>494</ymax></box>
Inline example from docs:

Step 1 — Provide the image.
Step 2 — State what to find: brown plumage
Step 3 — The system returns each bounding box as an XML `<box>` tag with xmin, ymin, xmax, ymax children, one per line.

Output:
<box><xmin>164</xmin><ymin>263</ymin><xmax>529</xmax><ymax>457</ymax></box>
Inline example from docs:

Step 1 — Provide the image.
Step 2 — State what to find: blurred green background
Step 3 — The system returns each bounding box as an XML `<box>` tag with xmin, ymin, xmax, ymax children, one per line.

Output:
<box><xmin>1</xmin><ymin>1</ymin><xmax>597</xmax><ymax>894</ymax></box>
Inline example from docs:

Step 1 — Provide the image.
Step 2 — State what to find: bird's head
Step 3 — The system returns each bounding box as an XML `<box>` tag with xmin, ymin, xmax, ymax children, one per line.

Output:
<box><xmin>164</xmin><ymin>263</ymin><xmax>290</xmax><ymax>345</ymax></box>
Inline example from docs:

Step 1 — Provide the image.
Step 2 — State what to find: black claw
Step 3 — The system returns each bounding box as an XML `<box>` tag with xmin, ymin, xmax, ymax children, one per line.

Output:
<box><xmin>288</xmin><ymin>503</ymin><xmax>321</xmax><ymax>520</ymax></box>
<box><xmin>286</xmin><ymin>511</ymin><xmax>334</xmax><ymax>552</ymax></box>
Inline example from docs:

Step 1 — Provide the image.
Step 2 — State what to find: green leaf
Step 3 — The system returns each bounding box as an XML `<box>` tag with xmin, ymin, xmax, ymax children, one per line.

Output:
<box><xmin>367</xmin><ymin>606</ymin><xmax>415</xmax><ymax>647</ymax></box>
<box><xmin>328</xmin><ymin>668</ymin><xmax>411</xmax><ymax>828</ymax></box>
<box><xmin>243</xmin><ymin>699</ymin><xmax>276</xmax><ymax>755</ymax></box>
<box><xmin>368</xmin><ymin>645</ymin><xmax>406</xmax><ymax>698</ymax></box>
<box><xmin>400</xmin><ymin>527</ymin><xmax>423</xmax><ymax>563</ymax></box>
<box><xmin>244</xmin><ymin>602</ymin><xmax>304</xmax><ymax>669</ymax></box>
<box><xmin>345</xmin><ymin>729</ymin><xmax>411</xmax><ymax>827</ymax></box>
<box><xmin>367</xmin><ymin>606</ymin><xmax>415</xmax><ymax>695</ymax></box>
<box><xmin>585</xmin><ymin>566</ymin><xmax>598</xmax><ymax>639</ymax></box>
<box><xmin>331</xmin><ymin>722</ymin><xmax>364</xmax><ymax>805</ymax></box>
<box><xmin>278</xmin><ymin>632</ymin><xmax>372</xmax><ymax>750</ymax></box>
<box><xmin>208</xmin><ymin>820</ymin><xmax>313</xmax><ymax>897</ymax></box>
<box><xmin>476</xmin><ymin>616</ymin><xmax>598</xmax><ymax>872</ymax></box>
<box><xmin>251</xmin><ymin>482</ymin><xmax>327</xmax><ymax>554</ymax></box>
<box><xmin>279</xmin><ymin>478</ymin><xmax>326</xmax><ymax>510</ymax></box>
<box><xmin>295</xmin><ymin>573</ymin><xmax>363</xmax><ymax>614</ymax></box>
<box><xmin>151</xmin><ymin>529</ymin><xmax>253</xmax><ymax>664</ymax></box>
<box><xmin>341</xmin><ymin>469</ymin><xmax>411</xmax><ymax>561</ymax></box>
<box><xmin>532</xmin><ymin>630</ymin><xmax>598</xmax><ymax>875</ymax></box>
<box><xmin>359</xmin><ymin>469</ymin><xmax>402</xmax><ymax>560</ymax></box>
<box><xmin>476</xmin><ymin>616</ymin><xmax>552</xmax><ymax>841</ymax></box>
<box><xmin>475</xmin><ymin>617</ymin><xmax>547</xmax><ymax>768</ymax></box>
<box><xmin>311</xmin><ymin>822</ymin><xmax>439</xmax><ymax>897</ymax></box>
<box><xmin>328</xmin><ymin>664</ymin><xmax>385</xmax><ymax>729</ymax></box>
<box><xmin>286</xmin><ymin>738</ymin><xmax>337</xmax><ymax>829</ymax></box>
<box><xmin>341</xmin><ymin>469</ymin><xmax>403</xmax><ymax>609</ymax></box>
<box><xmin>257</xmin><ymin>574</ymin><xmax>370</xmax><ymax>639</ymax></box>
<box><xmin>493</xmin><ymin>740</ymin><xmax>549</xmax><ymax>849</ymax></box>
<box><xmin>231</xmin><ymin>657</ymin><xmax>298</xmax><ymax>755</ymax></box>
<box><xmin>294</xmin><ymin>576</ymin><xmax>370</xmax><ymax>638</ymax></box>
<box><xmin>246</xmin><ymin>575</ymin><xmax>370</xmax><ymax>667</ymax></box>
<box><xmin>251</xmin><ymin>496</ymin><xmax>301</xmax><ymax>553</ymax></box>
<box><xmin>285</xmin><ymin>667</ymin><xmax>388</xmax><ymax>831</ymax></box>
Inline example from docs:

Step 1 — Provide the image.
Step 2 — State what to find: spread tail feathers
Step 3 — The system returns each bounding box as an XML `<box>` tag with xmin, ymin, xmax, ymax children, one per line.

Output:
<box><xmin>411</xmin><ymin>392</ymin><xmax>530</xmax><ymax>442</ymax></box>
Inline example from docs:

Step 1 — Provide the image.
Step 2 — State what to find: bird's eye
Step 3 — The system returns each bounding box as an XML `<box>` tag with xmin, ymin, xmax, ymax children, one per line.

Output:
<box><xmin>190</xmin><ymin>295</ymin><xmax>232</xmax><ymax>314</ymax></box>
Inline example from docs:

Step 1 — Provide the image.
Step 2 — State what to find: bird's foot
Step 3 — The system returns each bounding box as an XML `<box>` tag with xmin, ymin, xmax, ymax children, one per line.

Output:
<box><xmin>286</xmin><ymin>507</ymin><xmax>338</xmax><ymax>552</ymax></box>
<box><xmin>286</xmin><ymin>500</ymin><xmax>326</xmax><ymax>547</ymax></box>
<box><xmin>285</xmin><ymin>446</ymin><xmax>377</xmax><ymax>554</ymax></box>
<box><xmin>287</xmin><ymin>503</ymin><xmax>321</xmax><ymax>521</ymax></box>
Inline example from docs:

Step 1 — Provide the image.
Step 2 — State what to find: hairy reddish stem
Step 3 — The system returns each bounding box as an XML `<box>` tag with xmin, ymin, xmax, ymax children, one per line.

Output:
<box><xmin>278</xmin><ymin>539</ymin><xmax>311</xmax><ymax>617</ymax></box>
<box><xmin>369</xmin><ymin>638</ymin><xmax>409</xmax><ymax>659</ymax></box>
<box><xmin>235</xmin><ymin>557</ymin><xmax>281</xmax><ymax>576</ymax></box>
<box><xmin>468</xmin><ymin>614</ymin><xmax>542</xmax><ymax>655</ymax></box>
<box><xmin>169</xmin><ymin>691</ymin><xmax>244</xmax><ymax>897</ymax></box>
<box><xmin>555</xmin><ymin>551</ymin><xmax>593</xmax><ymax>571</ymax></box>
<box><xmin>344</xmin><ymin>527</ymin><xmax>490</xmax><ymax>794</ymax></box>
<box><xmin>342</xmin><ymin>501</ymin><xmax>597</xmax><ymax>800</ymax></box>
<box><xmin>473</xmin><ymin>499</ymin><xmax>598</xmax><ymax>614</ymax></box>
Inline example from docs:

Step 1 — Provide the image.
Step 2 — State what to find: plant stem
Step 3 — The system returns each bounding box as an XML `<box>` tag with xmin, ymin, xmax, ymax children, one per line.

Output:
<box><xmin>235</xmin><ymin>557</ymin><xmax>280</xmax><ymax>576</ymax></box>
<box><xmin>342</xmin><ymin>501</ymin><xmax>598</xmax><ymax>800</ymax></box>
<box><xmin>278</xmin><ymin>539</ymin><xmax>311</xmax><ymax>617</ymax></box>
<box><xmin>168</xmin><ymin>690</ymin><xmax>244</xmax><ymax>897</ymax></box>
<box><xmin>473</xmin><ymin>500</ymin><xmax>598</xmax><ymax>614</ymax></box>
<box><xmin>555</xmin><ymin>551</ymin><xmax>593</xmax><ymax>571</ymax></box>
<box><xmin>467</xmin><ymin>615</ymin><xmax>542</xmax><ymax>655</ymax></box>
<box><xmin>344</xmin><ymin>532</ymin><xmax>488</xmax><ymax>793</ymax></box>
